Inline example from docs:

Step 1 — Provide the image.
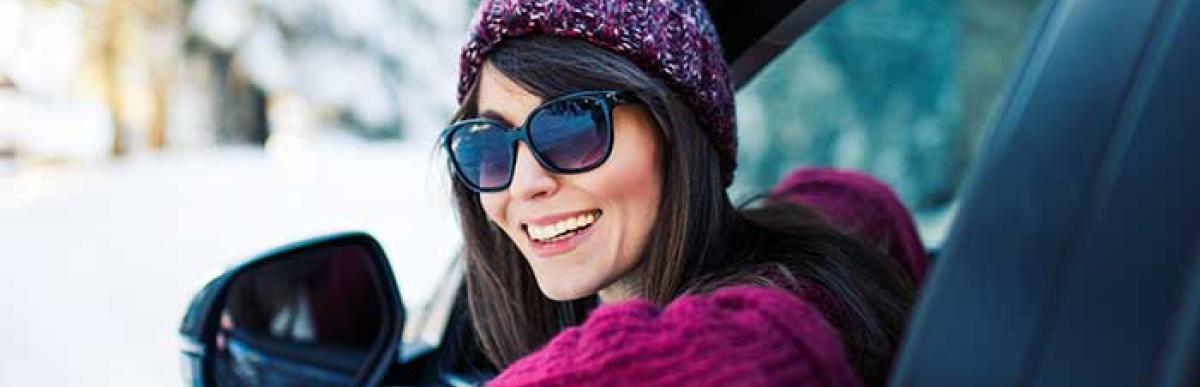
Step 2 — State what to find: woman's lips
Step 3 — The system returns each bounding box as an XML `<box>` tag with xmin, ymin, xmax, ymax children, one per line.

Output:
<box><xmin>527</xmin><ymin>218</ymin><xmax>598</xmax><ymax>258</ymax></box>
<box><xmin>523</xmin><ymin>209</ymin><xmax>601</xmax><ymax>228</ymax></box>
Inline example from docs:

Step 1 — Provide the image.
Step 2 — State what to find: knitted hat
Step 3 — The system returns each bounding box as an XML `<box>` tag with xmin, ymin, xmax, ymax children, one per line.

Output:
<box><xmin>770</xmin><ymin>168</ymin><xmax>930</xmax><ymax>285</ymax></box>
<box><xmin>457</xmin><ymin>0</ymin><xmax>738</xmax><ymax>185</ymax></box>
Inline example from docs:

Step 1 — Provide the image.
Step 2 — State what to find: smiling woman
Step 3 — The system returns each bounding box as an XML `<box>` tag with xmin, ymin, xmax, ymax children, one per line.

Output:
<box><xmin>473</xmin><ymin>63</ymin><xmax>663</xmax><ymax>302</ymax></box>
<box><xmin>441</xmin><ymin>1</ymin><xmax>916</xmax><ymax>386</ymax></box>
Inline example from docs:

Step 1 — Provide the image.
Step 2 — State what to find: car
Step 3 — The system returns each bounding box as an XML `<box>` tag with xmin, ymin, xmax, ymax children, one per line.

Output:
<box><xmin>180</xmin><ymin>0</ymin><xmax>1200</xmax><ymax>386</ymax></box>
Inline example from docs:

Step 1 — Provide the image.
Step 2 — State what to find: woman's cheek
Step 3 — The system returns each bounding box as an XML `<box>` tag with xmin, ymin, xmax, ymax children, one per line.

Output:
<box><xmin>479</xmin><ymin>194</ymin><xmax>510</xmax><ymax>234</ymax></box>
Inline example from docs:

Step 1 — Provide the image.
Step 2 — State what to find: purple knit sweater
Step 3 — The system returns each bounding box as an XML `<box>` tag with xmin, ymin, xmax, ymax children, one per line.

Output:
<box><xmin>487</xmin><ymin>286</ymin><xmax>863</xmax><ymax>387</ymax></box>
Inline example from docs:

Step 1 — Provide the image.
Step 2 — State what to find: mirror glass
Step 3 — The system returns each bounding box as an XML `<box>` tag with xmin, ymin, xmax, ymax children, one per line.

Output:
<box><xmin>211</xmin><ymin>244</ymin><xmax>386</xmax><ymax>387</ymax></box>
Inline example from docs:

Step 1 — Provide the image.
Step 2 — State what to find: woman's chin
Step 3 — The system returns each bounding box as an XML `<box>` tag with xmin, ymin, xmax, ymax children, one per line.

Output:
<box><xmin>535</xmin><ymin>278</ymin><xmax>598</xmax><ymax>301</ymax></box>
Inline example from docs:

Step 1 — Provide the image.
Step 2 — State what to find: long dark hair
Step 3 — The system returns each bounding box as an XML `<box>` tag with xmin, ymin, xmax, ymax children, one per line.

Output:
<box><xmin>446</xmin><ymin>36</ymin><xmax>914</xmax><ymax>386</ymax></box>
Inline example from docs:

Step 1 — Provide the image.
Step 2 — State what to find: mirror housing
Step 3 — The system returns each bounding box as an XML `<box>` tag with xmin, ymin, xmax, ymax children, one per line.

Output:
<box><xmin>179</xmin><ymin>232</ymin><xmax>404</xmax><ymax>387</ymax></box>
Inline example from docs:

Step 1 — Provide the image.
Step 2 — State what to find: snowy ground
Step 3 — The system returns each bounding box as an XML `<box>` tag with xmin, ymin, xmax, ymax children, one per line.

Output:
<box><xmin>0</xmin><ymin>140</ymin><xmax>460</xmax><ymax>386</ymax></box>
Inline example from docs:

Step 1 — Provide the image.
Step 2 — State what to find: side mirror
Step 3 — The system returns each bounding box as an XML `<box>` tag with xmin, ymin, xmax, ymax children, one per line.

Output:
<box><xmin>179</xmin><ymin>232</ymin><xmax>404</xmax><ymax>387</ymax></box>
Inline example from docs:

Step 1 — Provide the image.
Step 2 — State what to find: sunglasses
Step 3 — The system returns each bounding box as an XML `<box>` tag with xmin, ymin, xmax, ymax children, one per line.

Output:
<box><xmin>444</xmin><ymin>90</ymin><xmax>635</xmax><ymax>193</ymax></box>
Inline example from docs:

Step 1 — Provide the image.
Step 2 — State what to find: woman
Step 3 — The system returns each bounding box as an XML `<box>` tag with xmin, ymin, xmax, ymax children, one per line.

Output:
<box><xmin>441</xmin><ymin>1</ymin><xmax>915</xmax><ymax>386</ymax></box>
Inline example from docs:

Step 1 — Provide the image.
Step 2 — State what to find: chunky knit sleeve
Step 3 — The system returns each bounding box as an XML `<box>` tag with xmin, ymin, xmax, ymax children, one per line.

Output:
<box><xmin>486</xmin><ymin>286</ymin><xmax>862</xmax><ymax>387</ymax></box>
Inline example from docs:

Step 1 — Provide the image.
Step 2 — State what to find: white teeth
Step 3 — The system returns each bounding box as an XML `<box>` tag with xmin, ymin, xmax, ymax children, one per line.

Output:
<box><xmin>528</xmin><ymin>212</ymin><xmax>600</xmax><ymax>242</ymax></box>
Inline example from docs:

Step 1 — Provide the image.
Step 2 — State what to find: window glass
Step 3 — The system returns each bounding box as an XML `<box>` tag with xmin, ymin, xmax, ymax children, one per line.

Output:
<box><xmin>731</xmin><ymin>0</ymin><xmax>1044</xmax><ymax>247</ymax></box>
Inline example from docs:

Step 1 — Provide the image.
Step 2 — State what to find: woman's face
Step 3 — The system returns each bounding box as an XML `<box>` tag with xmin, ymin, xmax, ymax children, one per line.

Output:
<box><xmin>476</xmin><ymin>63</ymin><xmax>662</xmax><ymax>302</ymax></box>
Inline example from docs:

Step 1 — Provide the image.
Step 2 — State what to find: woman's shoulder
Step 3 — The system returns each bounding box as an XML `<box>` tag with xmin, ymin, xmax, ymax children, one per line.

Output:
<box><xmin>487</xmin><ymin>286</ymin><xmax>863</xmax><ymax>387</ymax></box>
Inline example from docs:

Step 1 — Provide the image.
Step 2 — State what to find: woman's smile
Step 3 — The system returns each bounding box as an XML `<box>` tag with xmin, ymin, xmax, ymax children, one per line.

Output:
<box><xmin>524</xmin><ymin>208</ymin><xmax>600</xmax><ymax>238</ymax></box>
<box><xmin>524</xmin><ymin>210</ymin><xmax>602</xmax><ymax>257</ymax></box>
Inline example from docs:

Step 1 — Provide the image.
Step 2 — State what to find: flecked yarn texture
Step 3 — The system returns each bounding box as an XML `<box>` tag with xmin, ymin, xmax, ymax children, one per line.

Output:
<box><xmin>457</xmin><ymin>0</ymin><xmax>738</xmax><ymax>185</ymax></box>
<box><xmin>486</xmin><ymin>286</ymin><xmax>863</xmax><ymax>387</ymax></box>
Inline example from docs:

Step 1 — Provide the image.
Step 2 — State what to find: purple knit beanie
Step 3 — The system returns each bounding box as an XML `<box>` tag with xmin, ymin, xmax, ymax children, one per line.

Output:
<box><xmin>457</xmin><ymin>0</ymin><xmax>738</xmax><ymax>185</ymax></box>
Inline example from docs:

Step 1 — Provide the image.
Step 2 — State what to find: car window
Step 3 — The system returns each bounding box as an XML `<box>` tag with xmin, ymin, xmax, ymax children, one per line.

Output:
<box><xmin>730</xmin><ymin>0</ymin><xmax>1045</xmax><ymax>248</ymax></box>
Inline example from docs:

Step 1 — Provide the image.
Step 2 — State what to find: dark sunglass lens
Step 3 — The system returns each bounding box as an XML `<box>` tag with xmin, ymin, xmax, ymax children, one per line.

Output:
<box><xmin>450</xmin><ymin>122</ymin><xmax>513</xmax><ymax>190</ymax></box>
<box><xmin>528</xmin><ymin>97</ymin><xmax>611</xmax><ymax>171</ymax></box>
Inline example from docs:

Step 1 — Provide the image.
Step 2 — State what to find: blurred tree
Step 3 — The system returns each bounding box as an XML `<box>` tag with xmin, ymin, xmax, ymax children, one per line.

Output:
<box><xmin>186</xmin><ymin>0</ymin><xmax>470</xmax><ymax>142</ymax></box>
<box><xmin>211</xmin><ymin>50</ymin><xmax>269</xmax><ymax>144</ymax></box>
<box><xmin>97</xmin><ymin>0</ymin><xmax>127</xmax><ymax>156</ymax></box>
<box><xmin>174</xmin><ymin>0</ymin><xmax>270</xmax><ymax>145</ymax></box>
<box><xmin>88</xmin><ymin>0</ymin><xmax>190</xmax><ymax>154</ymax></box>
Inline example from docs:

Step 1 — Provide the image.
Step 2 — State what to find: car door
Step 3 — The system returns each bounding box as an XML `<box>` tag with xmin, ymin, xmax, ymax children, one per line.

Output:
<box><xmin>889</xmin><ymin>0</ymin><xmax>1200</xmax><ymax>386</ymax></box>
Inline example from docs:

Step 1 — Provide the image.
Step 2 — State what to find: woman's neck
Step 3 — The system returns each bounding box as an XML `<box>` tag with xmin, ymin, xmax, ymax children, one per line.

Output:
<box><xmin>598</xmin><ymin>280</ymin><xmax>637</xmax><ymax>303</ymax></box>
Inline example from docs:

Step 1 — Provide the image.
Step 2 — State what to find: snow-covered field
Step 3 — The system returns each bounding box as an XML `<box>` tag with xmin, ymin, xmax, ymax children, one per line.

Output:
<box><xmin>0</xmin><ymin>140</ymin><xmax>460</xmax><ymax>386</ymax></box>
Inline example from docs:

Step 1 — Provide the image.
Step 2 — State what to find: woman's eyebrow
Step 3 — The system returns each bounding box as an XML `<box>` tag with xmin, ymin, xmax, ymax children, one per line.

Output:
<box><xmin>478</xmin><ymin>109</ymin><xmax>517</xmax><ymax>127</ymax></box>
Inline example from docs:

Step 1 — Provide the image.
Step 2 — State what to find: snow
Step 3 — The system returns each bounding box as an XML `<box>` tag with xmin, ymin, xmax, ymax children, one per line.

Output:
<box><xmin>0</xmin><ymin>140</ymin><xmax>460</xmax><ymax>386</ymax></box>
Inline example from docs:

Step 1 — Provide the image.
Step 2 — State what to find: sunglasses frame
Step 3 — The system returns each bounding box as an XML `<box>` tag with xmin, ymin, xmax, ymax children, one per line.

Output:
<box><xmin>444</xmin><ymin>90</ymin><xmax>635</xmax><ymax>193</ymax></box>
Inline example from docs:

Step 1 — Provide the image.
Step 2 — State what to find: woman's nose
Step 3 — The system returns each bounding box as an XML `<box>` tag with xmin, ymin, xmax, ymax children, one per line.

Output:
<box><xmin>509</xmin><ymin>143</ymin><xmax>559</xmax><ymax>200</ymax></box>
